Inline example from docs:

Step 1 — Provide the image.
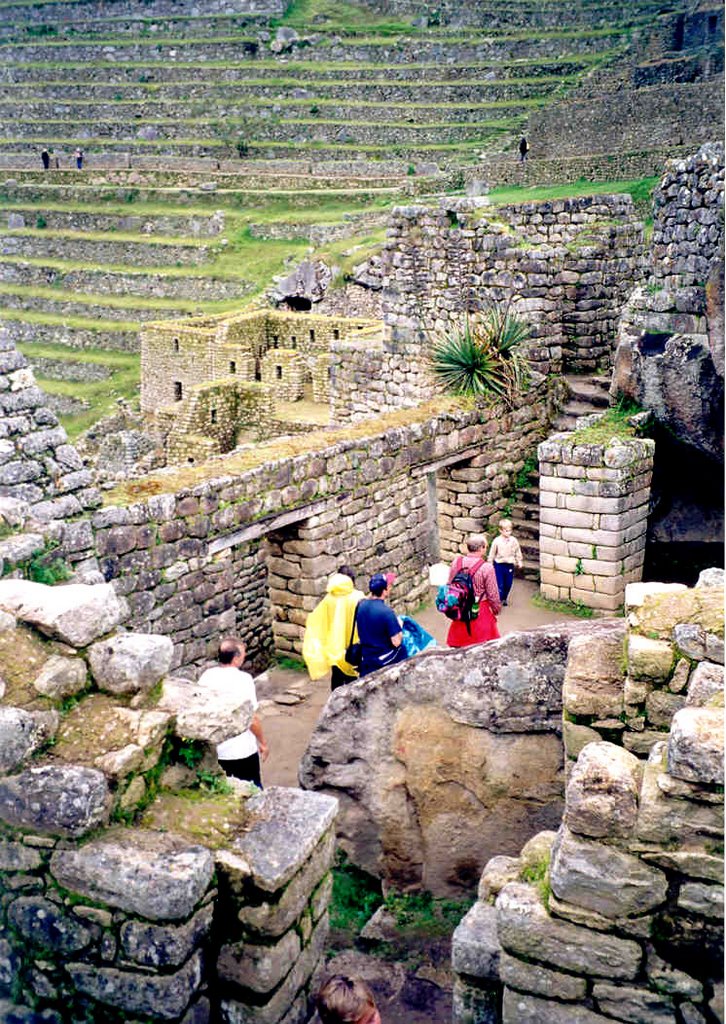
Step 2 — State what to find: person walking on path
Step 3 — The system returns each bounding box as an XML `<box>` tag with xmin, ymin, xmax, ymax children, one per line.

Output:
<box><xmin>302</xmin><ymin>565</ymin><xmax>364</xmax><ymax>690</ymax></box>
<box><xmin>315</xmin><ymin>975</ymin><xmax>381</xmax><ymax>1024</ymax></box>
<box><xmin>356</xmin><ymin>572</ymin><xmax>408</xmax><ymax>678</ymax></box>
<box><xmin>446</xmin><ymin>534</ymin><xmax>501</xmax><ymax>648</ymax></box>
<box><xmin>74</xmin><ymin>148</ymin><xmax>84</xmax><ymax>170</ymax></box>
<box><xmin>488</xmin><ymin>518</ymin><xmax>523</xmax><ymax>606</ymax></box>
<box><xmin>41</xmin><ymin>148</ymin><xmax>50</xmax><ymax>170</ymax></box>
<box><xmin>198</xmin><ymin>635</ymin><xmax>268</xmax><ymax>787</ymax></box>
<box><xmin>519</xmin><ymin>136</ymin><xmax>529</xmax><ymax>163</ymax></box>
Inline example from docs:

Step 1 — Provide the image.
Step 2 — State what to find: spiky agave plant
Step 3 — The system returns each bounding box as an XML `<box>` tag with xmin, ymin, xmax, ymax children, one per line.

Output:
<box><xmin>430</xmin><ymin>307</ymin><xmax>531</xmax><ymax>404</ymax></box>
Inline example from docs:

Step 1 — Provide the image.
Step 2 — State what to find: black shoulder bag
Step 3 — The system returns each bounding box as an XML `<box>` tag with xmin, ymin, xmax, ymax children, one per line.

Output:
<box><xmin>345</xmin><ymin>601</ymin><xmax>363</xmax><ymax>668</ymax></box>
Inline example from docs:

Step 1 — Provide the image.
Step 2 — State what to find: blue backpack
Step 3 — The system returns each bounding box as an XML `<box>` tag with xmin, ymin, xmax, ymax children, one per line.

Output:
<box><xmin>436</xmin><ymin>558</ymin><xmax>483</xmax><ymax>631</ymax></box>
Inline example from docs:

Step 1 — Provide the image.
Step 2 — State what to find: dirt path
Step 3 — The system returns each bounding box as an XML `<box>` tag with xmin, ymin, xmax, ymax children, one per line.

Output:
<box><xmin>257</xmin><ymin>579</ymin><xmax>574</xmax><ymax>788</ymax></box>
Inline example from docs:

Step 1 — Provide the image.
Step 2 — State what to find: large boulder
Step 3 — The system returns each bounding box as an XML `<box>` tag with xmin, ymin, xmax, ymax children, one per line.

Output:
<box><xmin>88</xmin><ymin>633</ymin><xmax>174</xmax><ymax>695</ymax></box>
<box><xmin>0</xmin><ymin>580</ymin><xmax>124</xmax><ymax>647</ymax></box>
<box><xmin>157</xmin><ymin>675</ymin><xmax>254</xmax><ymax>745</ymax></box>
<box><xmin>300</xmin><ymin>620</ymin><xmax>623</xmax><ymax>896</ymax></box>
<box><xmin>0</xmin><ymin>765</ymin><xmax>111</xmax><ymax>837</ymax></box>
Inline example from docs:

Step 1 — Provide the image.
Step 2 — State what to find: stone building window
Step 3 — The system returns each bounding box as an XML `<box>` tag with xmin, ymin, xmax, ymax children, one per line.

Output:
<box><xmin>333</xmin><ymin>329</ymin><xmax>340</xmax><ymax>340</ymax></box>
<box><xmin>174</xmin><ymin>382</ymin><xmax>183</xmax><ymax>401</ymax></box>
<box><xmin>309</xmin><ymin>329</ymin><xmax>315</xmax><ymax>342</ymax></box>
<box><xmin>709</xmin><ymin>13</ymin><xmax>717</xmax><ymax>32</ymax></box>
<box><xmin>273</xmin><ymin>335</ymin><xmax>279</xmax><ymax>348</ymax></box>
<box><xmin>211</xmin><ymin>408</ymin><xmax>217</xmax><ymax>424</ymax></box>
<box><xmin>229</xmin><ymin>361</ymin><xmax>236</xmax><ymax>374</ymax></box>
<box><xmin>173</xmin><ymin>338</ymin><xmax>180</xmax><ymax>352</ymax></box>
<box><xmin>291</xmin><ymin>336</ymin><xmax>297</xmax><ymax>349</ymax></box>
<box><xmin>254</xmin><ymin>359</ymin><xmax>261</xmax><ymax>381</ymax></box>
<box><xmin>276</xmin><ymin>366</ymin><xmax>283</xmax><ymax>379</ymax></box>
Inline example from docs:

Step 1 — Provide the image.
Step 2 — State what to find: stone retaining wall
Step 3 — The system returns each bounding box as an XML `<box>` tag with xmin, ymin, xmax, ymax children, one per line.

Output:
<box><xmin>3</xmin><ymin>318</ymin><xmax>139</xmax><ymax>352</ymax></box>
<box><xmin>3</xmin><ymin>207</ymin><xmax>225</xmax><ymax>237</ymax></box>
<box><xmin>452</xmin><ymin>571</ymin><xmax>724</xmax><ymax>1024</ymax></box>
<box><xmin>538</xmin><ymin>430</ymin><xmax>654</xmax><ymax>612</ymax></box>
<box><xmin>0</xmin><ymin>233</ymin><xmax>210</xmax><ymax>266</ymax></box>
<box><xmin>477</xmin><ymin>146</ymin><xmax>694</xmax><ymax>190</ymax></box>
<box><xmin>379</xmin><ymin>194</ymin><xmax>644</xmax><ymax>374</ymax></box>
<box><xmin>0</xmin><ymin>578</ymin><xmax>335</xmax><ymax>1024</ymax></box>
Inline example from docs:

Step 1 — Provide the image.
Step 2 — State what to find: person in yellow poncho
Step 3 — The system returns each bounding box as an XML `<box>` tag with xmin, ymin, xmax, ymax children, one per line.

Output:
<box><xmin>302</xmin><ymin>566</ymin><xmax>364</xmax><ymax>690</ymax></box>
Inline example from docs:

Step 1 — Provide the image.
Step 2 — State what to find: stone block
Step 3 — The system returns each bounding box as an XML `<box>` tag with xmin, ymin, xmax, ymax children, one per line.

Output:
<box><xmin>503</xmin><ymin>988</ymin><xmax>612</xmax><ymax>1023</ymax></box>
<box><xmin>549</xmin><ymin>828</ymin><xmax>667</xmax><ymax>918</ymax></box>
<box><xmin>627</xmin><ymin>636</ymin><xmax>676</xmax><ymax>681</ymax></box>
<box><xmin>8</xmin><ymin>896</ymin><xmax>97</xmax><ymax>956</ymax></box>
<box><xmin>218</xmin><ymin>926</ymin><xmax>301</xmax><ymax>994</ymax></box>
<box><xmin>669</xmin><ymin>659</ymin><xmax>691</xmax><ymax>694</ymax></box>
<box><xmin>0</xmin><ymin>706</ymin><xmax>57</xmax><ymax>774</ymax></box>
<box><xmin>677</xmin><ymin>882</ymin><xmax>724</xmax><ymax>919</ymax></box>
<box><xmin>121</xmin><ymin>904</ymin><xmax>213</xmax><ymax>969</ymax></box>
<box><xmin>0</xmin><ymin>580</ymin><xmax>124</xmax><ymax>647</ymax></box>
<box><xmin>565</xmin><ymin>743</ymin><xmax>641</xmax><ymax>839</ymax></box>
<box><xmin>496</xmin><ymin>883</ymin><xmax>641</xmax><ymax>979</ymax></box>
<box><xmin>0</xmin><ymin>840</ymin><xmax>43</xmax><ymax>872</ymax></box>
<box><xmin>452</xmin><ymin>901</ymin><xmax>501</xmax><ymax>979</ymax></box>
<box><xmin>32</xmin><ymin>654</ymin><xmax>87</xmax><ymax>700</ymax></box>
<box><xmin>452</xmin><ymin>977</ymin><xmax>499</xmax><ymax>1024</ymax></box>
<box><xmin>88</xmin><ymin>633</ymin><xmax>174</xmax><ymax>695</ymax></box>
<box><xmin>667</xmin><ymin>707</ymin><xmax>724</xmax><ymax>785</ymax></box>
<box><xmin>563</xmin><ymin>630</ymin><xmax>625</xmax><ymax>718</ymax></box>
<box><xmin>623</xmin><ymin>730</ymin><xmax>666</xmax><ymax>756</ymax></box>
<box><xmin>0</xmin><ymin>765</ymin><xmax>110</xmax><ymax>838</ymax></box>
<box><xmin>687</xmin><ymin>662</ymin><xmax>724</xmax><ymax>706</ymax></box>
<box><xmin>499</xmin><ymin>950</ymin><xmax>586</xmax><ymax>1001</ymax></box>
<box><xmin>68</xmin><ymin>949</ymin><xmax>203</xmax><ymax>1020</ymax></box>
<box><xmin>636</xmin><ymin>746</ymin><xmax>723</xmax><ymax>845</ymax></box>
<box><xmin>645</xmin><ymin>690</ymin><xmax>686</xmax><ymax>728</ymax></box>
<box><xmin>51</xmin><ymin>831</ymin><xmax>214</xmax><ymax>922</ymax></box>
<box><xmin>478</xmin><ymin>856</ymin><xmax>520</xmax><ymax>902</ymax></box>
<box><xmin>592</xmin><ymin>982</ymin><xmax>675</xmax><ymax>1023</ymax></box>
<box><xmin>563</xmin><ymin>720</ymin><xmax>602</xmax><ymax>760</ymax></box>
<box><xmin>157</xmin><ymin>675</ymin><xmax>254</xmax><ymax>746</ymax></box>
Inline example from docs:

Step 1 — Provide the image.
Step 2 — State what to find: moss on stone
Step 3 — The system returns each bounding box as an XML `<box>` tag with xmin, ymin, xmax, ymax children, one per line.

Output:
<box><xmin>141</xmin><ymin>788</ymin><xmax>251</xmax><ymax>848</ymax></box>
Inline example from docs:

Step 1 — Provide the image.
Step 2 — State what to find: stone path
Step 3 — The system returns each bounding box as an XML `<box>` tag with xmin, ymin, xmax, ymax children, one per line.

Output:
<box><xmin>257</xmin><ymin>578</ymin><xmax>575</xmax><ymax>788</ymax></box>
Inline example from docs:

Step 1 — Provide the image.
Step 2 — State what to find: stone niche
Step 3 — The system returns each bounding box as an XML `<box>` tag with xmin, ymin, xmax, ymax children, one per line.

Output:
<box><xmin>0</xmin><ymin>578</ymin><xmax>336</xmax><ymax>1024</ymax></box>
<box><xmin>300</xmin><ymin>619</ymin><xmax>625</xmax><ymax>897</ymax></box>
<box><xmin>452</xmin><ymin>570</ymin><xmax>724</xmax><ymax>1024</ymax></box>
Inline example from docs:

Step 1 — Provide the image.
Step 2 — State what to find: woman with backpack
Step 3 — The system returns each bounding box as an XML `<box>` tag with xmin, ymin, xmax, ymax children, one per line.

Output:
<box><xmin>442</xmin><ymin>534</ymin><xmax>501</xmax><ymax>648</ymax></box>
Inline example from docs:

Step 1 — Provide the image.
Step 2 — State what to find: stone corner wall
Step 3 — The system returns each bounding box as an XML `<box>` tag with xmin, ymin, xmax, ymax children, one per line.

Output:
<box><xmin>452</xmin><ymin>570</ymin><xmax>725</xmax><ymax>1024</ymax></box>
<box><xmin>538</xmin><ymin>430</ymin><xmax>655</xmax><ymax>611</ymax></box>
<box><xmin>0</xmin><ymin>578</ymin><xmax>336</xmax><ymax>1024</ymax></box>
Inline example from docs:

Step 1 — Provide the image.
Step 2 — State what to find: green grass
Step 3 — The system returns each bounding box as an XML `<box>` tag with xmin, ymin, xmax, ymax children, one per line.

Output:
<box><xmin>531</xmin><ymin>593</ymin><xmax>594</xmax><ymax>618</ymax></box>
<box><xmin>329</xmin><ymin>850</ymin><xmax>384</xmax><ymax>941</ymax></box>
<box><xmin>568</xmin><ymin>398</ymin><xmax>643</xmax><ymax>444</ymax></box>
<box><xmin>17</xmin><ymin>342</ymin><xmax>140</xmax><ymax>441</ymax></box>
<box><xmin>489</xmin><ymin>176</ymin><xmax>659</xmax><ymax>217</ymax></box>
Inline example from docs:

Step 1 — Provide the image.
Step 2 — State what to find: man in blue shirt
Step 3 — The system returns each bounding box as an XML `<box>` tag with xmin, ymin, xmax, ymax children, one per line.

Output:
<box><xmin>356</xmin><ymin>572</ymin><xmax>408</xmax><ymax>678</ymax></box>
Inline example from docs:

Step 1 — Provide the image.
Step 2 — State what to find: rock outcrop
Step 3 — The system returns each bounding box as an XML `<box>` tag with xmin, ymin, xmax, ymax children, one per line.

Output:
<box><xmin>300</xmin><ymin>619</ymin><xmax>624</xmax><ymax>896</ymax></box>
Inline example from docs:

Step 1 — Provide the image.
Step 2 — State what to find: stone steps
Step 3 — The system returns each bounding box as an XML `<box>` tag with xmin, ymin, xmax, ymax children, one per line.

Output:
<box><xmin>552</xmin><ymin>373</ymin><xmax>612</xmax><ymax>431</ymax></box>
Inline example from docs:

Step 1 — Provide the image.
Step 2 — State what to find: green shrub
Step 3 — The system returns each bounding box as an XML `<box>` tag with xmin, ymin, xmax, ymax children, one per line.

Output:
<box><xmin>430</xmin><ymin>306</ymin><xmax>530</xmax><ymax>405</ymax></box>
<box><xmin>35</xmin><ymin>216</ymin><xmax>47</xmax><ymax>229</ymax></box>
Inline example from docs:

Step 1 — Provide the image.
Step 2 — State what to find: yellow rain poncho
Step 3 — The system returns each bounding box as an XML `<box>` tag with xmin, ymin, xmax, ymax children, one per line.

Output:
<box><xmin>302</xmin><ymin>573</ymin><xmax>364</xmax><ymax>681</ymax></box>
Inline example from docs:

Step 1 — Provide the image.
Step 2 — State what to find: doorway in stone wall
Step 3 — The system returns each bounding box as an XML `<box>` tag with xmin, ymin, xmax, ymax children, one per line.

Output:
<box><xmin>414</xmin><ymin>446</ymin><xmax>486</xmax><ymax>568</ymax></box>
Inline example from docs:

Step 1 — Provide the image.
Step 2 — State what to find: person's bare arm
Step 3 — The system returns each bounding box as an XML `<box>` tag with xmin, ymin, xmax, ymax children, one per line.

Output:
<box><xmin>250</xmin><ymin>714</ymin><xmax>269</xmax><ymax>761</ymax></box>
<box><xmin>391</xmin><ymin>632</ymin><xmax>403</xmax><ymax>648</ymax></box>
<box><xmin>482</xmin><ymin>566</ymin><xmax>502</xmax><ymax>616</ymax></box>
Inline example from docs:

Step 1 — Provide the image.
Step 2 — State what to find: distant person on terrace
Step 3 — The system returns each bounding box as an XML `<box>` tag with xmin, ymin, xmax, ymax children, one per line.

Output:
<box><xmin>519</xmin><ymin>136</ymin><xmax>529</xmax><ymax>163</ymax></box>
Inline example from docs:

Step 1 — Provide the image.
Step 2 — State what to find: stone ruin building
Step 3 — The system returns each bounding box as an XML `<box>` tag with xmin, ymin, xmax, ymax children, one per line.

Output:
<box><xmin>140</xmin><ymin>309</ymin><xmax>386</xmax><ymax>464</ymax></box>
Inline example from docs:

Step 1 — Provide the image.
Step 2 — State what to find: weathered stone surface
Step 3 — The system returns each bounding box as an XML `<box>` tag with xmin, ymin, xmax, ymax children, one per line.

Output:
<box><xmin>564</xmin><ymin>742</ymin><xmax>641</xmax><ymax>838</ymax></box>
<box><xmin>0</xmin><ymin>840</ymin><xmax>43</xmax><ymax>872</ymax></box>
<box><xmin>499</xmin><ymin>950</ymin><xmax>587</xmax><ymax>1001</ymax></box>
<box><xmin>645</xmin><ymin>690</ymin><xmax>687</xmax><ymax>728</ymax></box>
<box><xmin>496</xmin><ymin>883</ymin><xmax>641</xmax><ymax>979</ymax></box>
<box><xmin>628</xmin><ymin>635</ymin><xmax>675</xmax><ymax>681</ymax></box>
<box><xmin>68</xmin><ymin>949</ymin><xmax>203</xmax><ymax>1020</ymax></box>
<box><xmin>503</xmin><ymin>988</ymin><xmax>611</xmax><ymax>1023</ymax></box>
<box><xmin>451</xmin><ymin>901</ymin><xmax>500</xmax><ymax>980</ymax></box>
<box><xmin>88</xmin><ymin>633</ymin><xmax>173</xmax><ymax>695</ymax></box>
<box><xmin>31</xmin><ymin>654</ymin><xmax>87</xmax><ymax>699</ymax></box>
<box><xmin>667</xmin><ymin>707</ymin><xmax>724</xmax><ymax>784</ymax></box>
<box><xmin>51</xmin><ymin>831</ymin><xmax>214</xmax><ymax>921</ymax></box>
<box><xmin>646</xmin><ymin>949</ymin><xmax>703</xmax><ymax>999</ymax></box>
<box><xmin>687</xmin><ymin>662</ymin><xmax>724</xmax><ymax>706</ymax></box>
<box><xmin>302</xmin><ymin>623</ymin><xmax>619</xmax><ymax>893</ymax></box>
<box><xmin>549</xmin><ymin>828</ymin><xmax>668</xmax><ymax>918</ymax></box>
<box><xmin>478</xmin><ymin>856</ymin><xmax>520</xmax><ymax>902</ymax></box>
<box><xmin>0</xmin><ymin>765</ymin><xmax>110</xmax><ymax>837</ymax></box>
<box><xmin>7</xmin><ymin>896</ymin><xmax>96</xmax><ymax>955</ymax></box>
<box><xmin>563</xmin><ymin>629</ymin><xmax>626</xmax><ymax>718</ymax></box>
<box><xmin>230</xmin><ymin>787</ymin><xmax>338</xmax><ymax>892</ymax></box>
<box><xmin>637</xmin><ymin>744</ymin><xmax>723</xmax><ymax>844</ymax></box>
<box><xmin>519</xmin><ymin>831</ymin><xmax>557</xmax><ymax>873</ymax></box>
<box><xmin>592</xmin><ymin>982</ymin><xmax>675</xmax><ymax>1023</ymax></box>
<box><xmin>677</xmin><ymin>882</ymin><xmax>724</xmax><ymax>919</ymax></box>
<box><xmin>0</xmin><ymin>706</ymin><xmax>54</xmax><ymax>773</ymax></box>
<box><xmin>674</xmin><ymin>623</ymin><xmax>708</xmax><ymax>660</ymax></box>
<box><xmin>642</xmin><ymin>849</ymin><xmax>723</xmax><ymax>883</ymax></box>
<box><xmin>452</xmin><ymin>977</ymin><xmax>499</xmax><ymax>1024</ymax></box>
<box><xmin>121</xmin><ymin>904</ymin><xmax>213</xmax><ymax>968</ymax></box>
<box><xmin>563</xmin><ymin>719</ymin><xmax>601</xmax><ymax>760</ymax></box>
<box><xmin>158</xmin><ymin>675</ymin><xmax>254</xmax><ymax>745</ymax></box>
<box><xmin>0</xmin><ymin>580</ymin><xmax>124</xmax><ymax>647</ymax></box>
<box><xmin>218</xmin><ymin>926</ymin><xmax>301</xmax><ymax>994</ymax></box>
